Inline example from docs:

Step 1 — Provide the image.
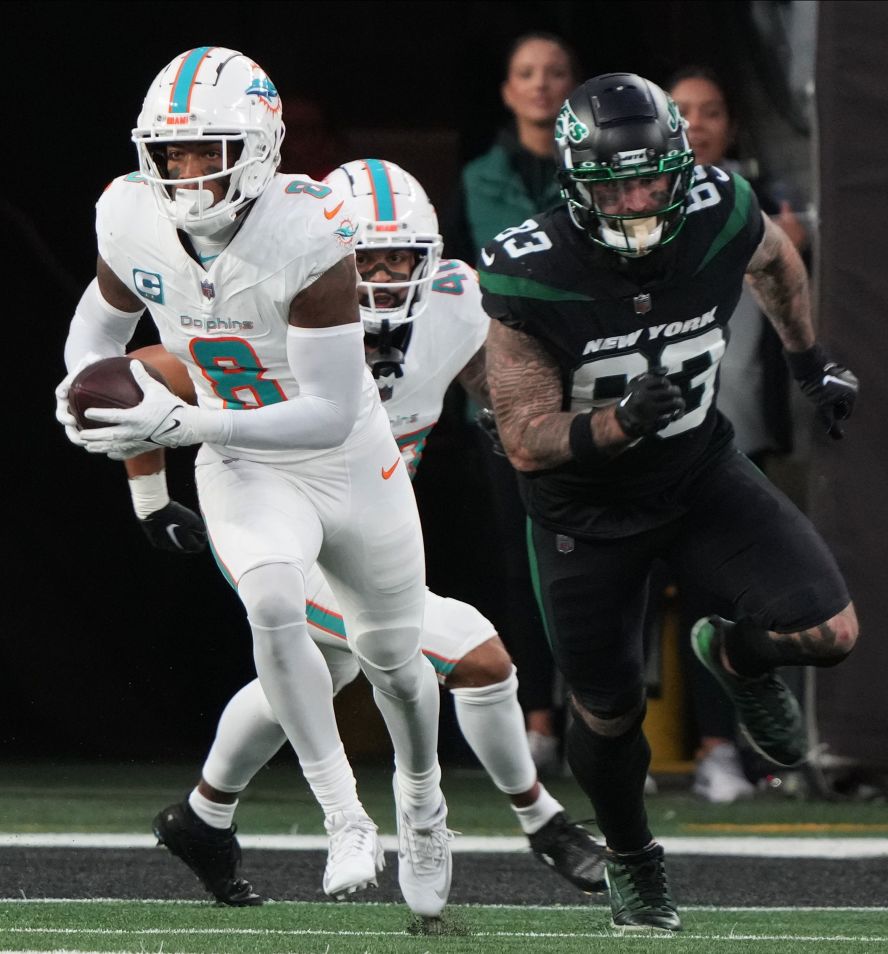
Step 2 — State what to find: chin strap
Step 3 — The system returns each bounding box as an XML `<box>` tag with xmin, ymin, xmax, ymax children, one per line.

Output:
<box><xmin>365</xmin><ymin>321</ymin><xmax>412</xmax><ymax>382</ymax></box>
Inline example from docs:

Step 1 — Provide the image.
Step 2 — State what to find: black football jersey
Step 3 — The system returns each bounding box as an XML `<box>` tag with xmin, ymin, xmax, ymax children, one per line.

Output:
<box><xmin>479</xmin><ymin>167</ymin><xmax>765</xmax><ymax>539</ymax></box>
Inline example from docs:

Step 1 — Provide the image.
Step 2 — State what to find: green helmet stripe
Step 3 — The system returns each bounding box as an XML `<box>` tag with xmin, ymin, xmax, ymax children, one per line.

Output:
<box><xmin>694</xmin><ymin>174</ymin><xmax>753</xmax><ymax>275</ymax></box>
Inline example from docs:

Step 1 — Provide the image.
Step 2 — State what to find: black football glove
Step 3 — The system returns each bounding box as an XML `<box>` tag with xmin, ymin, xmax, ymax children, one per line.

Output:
<box><xmin>786</xmin><ymin>345</ymin><xmax>859</xmax><ymax>440</ymax></box>
<box><xmin>615</xmin><ymin>368</ymin><xmax>686</xmax><ymax>439</ymax></box>
<box><xmin>475</xmin><ymin>407</ymin><xmax>507</xmax><ymax>457</ymax></box>
<box><xmin>139</xmin><ymin>500</ymin><xmax>207</xmax><ymax>554</ymax></box>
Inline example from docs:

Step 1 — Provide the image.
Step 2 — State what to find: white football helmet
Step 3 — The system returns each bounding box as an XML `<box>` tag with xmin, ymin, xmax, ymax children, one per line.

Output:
<box><xmin>132</xmin><ymin>47</ymin><xmax>284</xmax><ymax>236</ymax></box>
<box><xmin>323</xmin><ymin>159</ymin><xmax>443</xmax><ymax>330</ymax></box>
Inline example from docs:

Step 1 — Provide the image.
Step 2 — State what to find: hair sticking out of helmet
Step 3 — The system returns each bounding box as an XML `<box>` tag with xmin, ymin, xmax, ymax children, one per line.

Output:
<box><xmin>323</xmin><ymin>159</ymin><xmax>443</xmax><ymax>331</ymax></box>
<box><xmin>555</xmin><ymin>73</ymin><xmax>695</xmax><ymax>257</ymax></box>
<box><xmin>132</xmin><ymin>47</ymin><xmax>284</xmax><ymax>237</ymax></box>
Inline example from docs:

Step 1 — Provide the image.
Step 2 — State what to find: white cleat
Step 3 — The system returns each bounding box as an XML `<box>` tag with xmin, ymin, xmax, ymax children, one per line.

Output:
<box><xmin>322</xmin><ymin>810</ymin><xmax>385</xmax><ymax>900</ymax></box>
<box><xmin>393</xmin><ymin>779</ymin><xmax>453</xmax><ymax>918</ymax></box>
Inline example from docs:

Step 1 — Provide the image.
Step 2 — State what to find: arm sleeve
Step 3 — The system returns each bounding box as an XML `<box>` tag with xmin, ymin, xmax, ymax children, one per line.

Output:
<box><xmin>191</xmin><ymin>322</ymin><xmax>367</xmax><ymax>450</ymax></box>
<box><xmin>64</xmin><ymin>278</ymin><xmax>145</xmax><ymax>371</ymax></box>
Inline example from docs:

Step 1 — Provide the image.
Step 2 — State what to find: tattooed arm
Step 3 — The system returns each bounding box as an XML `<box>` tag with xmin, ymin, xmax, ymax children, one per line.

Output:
<box><xmin>485</xmin><ymin>318</ymin><xmax>628</xmax><ymax>472</ymax></box>
<box><xmin>455</xmin><ymin>345</ymin><xmax>490</xmax><ymax>407</ymax></box>
<box><xmin>744</xmin><ymin>212</ymin><xmax>815</xmax><ymax>352</ymax></box>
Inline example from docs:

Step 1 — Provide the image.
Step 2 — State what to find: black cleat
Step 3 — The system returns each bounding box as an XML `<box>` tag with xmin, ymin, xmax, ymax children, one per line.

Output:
<box><xmin>605</xmin><ymin>842</ymin><xmax>681</xmax><ymax>933</ymax></box>
<box><xmin>692</xmin><ymin>616</ymin><xmax>807</xmax><ymax>767</ymax></box>
<box><xmin>152</xmin><ymin>800</ymin><xmax>263</xmax><ymax>906</ymax></box>
<box><xmin>528</xmin><ymin>812</ymin><xmax>607</xmax><ymax>893</ymax></box>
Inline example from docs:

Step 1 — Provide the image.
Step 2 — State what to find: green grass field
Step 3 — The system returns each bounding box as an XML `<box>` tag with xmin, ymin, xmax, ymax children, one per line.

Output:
<box><xmin>1</xmin><ymin>901</ymin><xmax>886</xmax><ymax>953</ymax></box>
<box><xmin>2</xmin><ymin>760</ymin><xmax>886</xmax><ymax>836</ymax></box>
<box><xmin>2</xmin><ymin>761</ymin><xmax>886</xmax><ymax>953</ymax></box>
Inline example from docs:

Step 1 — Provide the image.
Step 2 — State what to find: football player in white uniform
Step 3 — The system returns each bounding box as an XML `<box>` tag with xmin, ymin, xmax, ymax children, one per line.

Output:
<box><xmin>118</xmin><ymin>159</ymin><xmax>608</xmax><ymax>904</ymax></box>
<box><xmin>54</xmin><ymin>49</ymin><xmax>450</xmax><ymax>919</ymax></box>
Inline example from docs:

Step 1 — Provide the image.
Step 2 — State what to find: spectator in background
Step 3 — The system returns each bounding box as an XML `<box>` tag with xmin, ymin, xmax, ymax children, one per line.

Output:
<box><xmin>667</xmin><ymin>65</ymin><xmax>809</xmax><ymax>802</ymax></box>
<box><xmin>443</xmin><ymin>33</ymin><xmax>580</xmax><ymax>775</ymax></box>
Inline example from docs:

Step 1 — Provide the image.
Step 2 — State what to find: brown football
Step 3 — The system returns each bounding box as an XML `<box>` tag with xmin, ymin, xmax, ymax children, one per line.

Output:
<box><xmin>68</xmin><ymin>356</ymin><xmax>169</xmax><ymax>430</ymax></box>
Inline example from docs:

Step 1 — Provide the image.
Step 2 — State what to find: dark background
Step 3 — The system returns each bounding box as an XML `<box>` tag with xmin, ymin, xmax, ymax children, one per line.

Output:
<box><xmin>7</xmin><ymin>1</ymin><xmax>879</xmax><ymax>765</ymax></box>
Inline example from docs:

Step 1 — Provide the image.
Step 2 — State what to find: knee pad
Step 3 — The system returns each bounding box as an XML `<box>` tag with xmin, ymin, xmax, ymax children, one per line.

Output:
<box><xmin>351</xmin><ymin>621</ymin><xmax>422</xmax><ymax>673</ymax></box>
<box><xmin>570</xmin><ymin>691</ymin><xmax>646</xmax><ymax>739</ymax></box>
<box><xmin>238</xmin><ymin>562</ymin><xmax>306</xmax><ymax>631</ymax></box>
<box><xmin>362</xmin><ymin>648</ymin><xmax>429</xmax><ymax>701</ymax></box>
<box><xmin>450</xmin><ymin>667</ymin><xmax>518</xmax><ymax>708</ymax></box>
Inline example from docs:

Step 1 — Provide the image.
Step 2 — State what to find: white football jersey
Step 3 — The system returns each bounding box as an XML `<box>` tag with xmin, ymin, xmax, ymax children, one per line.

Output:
<box><xmin>379</xmin><ymin>260</ymin><xmax>488</xmax><ymax>477</ymax></box>
<box><xmin>96</xmin><ymin>171</ymin><xmax>379</xmax><ymax>463</ymax></box>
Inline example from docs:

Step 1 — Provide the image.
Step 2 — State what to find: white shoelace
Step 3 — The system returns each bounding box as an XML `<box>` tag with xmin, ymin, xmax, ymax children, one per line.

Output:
<box><xmin>326</xmin><ymin>814</ymin><xmax>378</xmax><ymax>864</ymax></box>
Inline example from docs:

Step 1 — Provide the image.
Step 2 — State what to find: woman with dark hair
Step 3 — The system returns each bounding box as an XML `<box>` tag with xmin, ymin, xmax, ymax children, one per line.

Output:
<box><xmin>667</xmin><ymin>66</ymin><xmax>807</xmax><ymax>803</ymax></box>
<box><xmin>445</xmin><ymin>33</ymin><xmax>580</xmax><ymax>263</ymax></box>
<box><xmin>443</xmin><ymin>34</ymin><xmax>581</xmax><ymax>774</ymax></box>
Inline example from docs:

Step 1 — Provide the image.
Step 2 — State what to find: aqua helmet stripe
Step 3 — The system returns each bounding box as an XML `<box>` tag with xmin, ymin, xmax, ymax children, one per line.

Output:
<box><xmin>364</xmin><ymin>158</ymin><xmax>397</xmax><ymax>221</ymax></box>
<box><xmin>169</xmin><ymin>46</ymin><xmax>214</xmax><ymax>114</ymax></box>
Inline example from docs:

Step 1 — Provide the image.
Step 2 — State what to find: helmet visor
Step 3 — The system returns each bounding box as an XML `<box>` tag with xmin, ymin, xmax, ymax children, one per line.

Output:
<box><xmin>574</xmin><ymin>171</ymin><xmax>683</xmax><ymax>221</ymax></box>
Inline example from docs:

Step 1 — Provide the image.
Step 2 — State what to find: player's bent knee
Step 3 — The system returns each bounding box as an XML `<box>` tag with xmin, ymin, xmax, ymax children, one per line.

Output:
<box><xmin>360</xmin><ymin>648</ymin><xmax>428</xmax><ymax>701</ymax></box>
<box><xmin>238</xmin><ymin>562</ymin><xmax>307</xmax><ymax>631</ymax></box>
<box><xmin>445</xmin><ymin>637</ymin><xmax>513</xmax><ymax>689</ymax></box>
<box><xmin>351</xmin><ymin>624</ymin><xmax>422</xmax><ymax>673</ymax></box>
<box><xmin>449</xmin><ymin>666</ymin><xmax>518</xmax><ymax>707</ymax></box>
<box><xmin>570</xmin><ymin>690</ymin><xmax>646</xmax><ymax>738</ymax></box>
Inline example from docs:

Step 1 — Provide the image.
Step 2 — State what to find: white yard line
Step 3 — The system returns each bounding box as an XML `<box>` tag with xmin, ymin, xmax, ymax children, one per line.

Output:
<box><xmin>2</xmin><ymin>832</ymin><xmax>888</xmax><ymax>857</ymax></box>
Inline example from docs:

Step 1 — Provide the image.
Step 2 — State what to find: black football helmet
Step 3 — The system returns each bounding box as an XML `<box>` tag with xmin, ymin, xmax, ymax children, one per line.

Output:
<box><xmin>555</xmin><ymin>73</ymin><xmax>695</xmax><ymax>257</ymax></box>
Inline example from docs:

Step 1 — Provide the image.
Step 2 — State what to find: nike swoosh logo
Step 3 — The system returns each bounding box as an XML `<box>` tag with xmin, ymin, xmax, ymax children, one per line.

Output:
<box><xmin>154</xmin><ymin>418</ymin><xmax>181</xmax><ymax>438</ymax></box>
<box><xmin>480</xmin><ymin>249</ymin><xmax>495</xmax><ymax>266</ymax></box>
<box><xmin>165</xmin><ymin>524</ymin><xmax>181</xmax><ymax>547</ymax></box>
<box><xmin>381</xmin><ymin>457</ymin><xmax>401</xmax><ymax>480</ymax></box>
<box><xmin>324</xmin><ymin>201</ymin><xmax>344</xmax><ymax>220</ymax></box>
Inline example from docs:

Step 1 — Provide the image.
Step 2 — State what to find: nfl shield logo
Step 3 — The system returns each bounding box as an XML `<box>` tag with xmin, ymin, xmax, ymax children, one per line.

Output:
<box><xmin>200</xmin><ymin>279</ymin><xmax>215</xmax><ymax>301</ymax></box>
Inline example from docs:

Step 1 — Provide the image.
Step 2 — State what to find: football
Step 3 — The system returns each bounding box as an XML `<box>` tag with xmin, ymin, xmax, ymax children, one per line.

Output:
<box><xmin>68</xmin><ymin>356</ymin><xmax>169</xmax><ymax>430</ymax></box>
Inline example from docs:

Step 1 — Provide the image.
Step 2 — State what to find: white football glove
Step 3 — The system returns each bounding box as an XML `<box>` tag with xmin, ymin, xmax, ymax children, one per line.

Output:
<box><xmin>55</xmin><ymin>351</ymin><xmax>102</xmax><ymax>449</ymax></box>
<box><xmin>80</xmin><ymin>360</ymin><xmax>200</xmax><ymax>456</ymax></box>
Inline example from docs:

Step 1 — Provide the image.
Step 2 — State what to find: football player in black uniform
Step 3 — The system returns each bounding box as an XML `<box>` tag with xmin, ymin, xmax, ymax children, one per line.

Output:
<box><xmin>479</xmin><ymin>73</ymin><xmax>859</xmax><ymax>933</ymax></box>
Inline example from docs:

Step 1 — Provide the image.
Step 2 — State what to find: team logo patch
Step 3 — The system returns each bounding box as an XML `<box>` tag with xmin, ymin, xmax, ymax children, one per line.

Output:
<box><xmin>200</xmin><ymin>279</ymin><xmax>216</xmax><ymax>301</ymax></box>
<box><xmin>555</xmin><ymin>102</ymin><xmax>589</xmax><ymax>145</ymax></box>
<box><xmin>667</xmin><ymin>98</ymin><xmax>681</xmax><ymax>133</ymax></box>
<box><xmin>334</xmin><ymin>218</ymin><xmax>357</xmax><ymax>246</ymax></box>
<box><xmin>133</xmin><ymin>269</ymin><xmax>164</xmax><ymax>304</ymax></box>
<box><xmin>245</xmin><ymin>70</ymin><xmax>280</xmax><ymax>113</ymax></box>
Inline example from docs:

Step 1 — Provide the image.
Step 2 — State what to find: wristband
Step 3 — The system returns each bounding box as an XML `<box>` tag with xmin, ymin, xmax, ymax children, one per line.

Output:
<box><xmin>785</xmin><ymin>344</ymin><xmax>828</xmax><ymax>381</ymax></box>
<box><xmin>569</xmin><ymin>412</ymin><xmax>608</xmax><ymax>466</ymax></box>
<box><xmin>129</xmin><ymin>471</ymin><xmax>170</xmax><ymax>519</ymax></box>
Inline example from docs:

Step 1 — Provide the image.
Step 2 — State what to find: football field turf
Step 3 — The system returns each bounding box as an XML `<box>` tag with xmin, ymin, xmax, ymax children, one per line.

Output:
<box><xmin>1</xmin><ymin>761</ymin><xmax>885</xmax><ymax>952</ymax></box>
<box><xmin>1</xmin><ymin>902</ymin><xmax>886</xmax><ymax>953</ymax></box>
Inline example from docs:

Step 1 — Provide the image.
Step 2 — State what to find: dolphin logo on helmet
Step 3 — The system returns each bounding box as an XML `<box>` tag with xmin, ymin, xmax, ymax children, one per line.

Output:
<box><xmin>132</xmin><ymin>47</ymin><xmax>284</xmax><ymax>237</ymax></box>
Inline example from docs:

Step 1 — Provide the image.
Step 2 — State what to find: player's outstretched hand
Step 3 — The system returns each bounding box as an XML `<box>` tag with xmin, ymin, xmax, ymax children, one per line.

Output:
<box><xmin>81</xmin><ymin>360</ymin><xmax>189</xmax><ymax>455</ymax></box>
<box><xmin>787</xmin><ymin>345</ymin><xmax>858</xmax><ymax>439</ymax></box>
<box><xmin>615</xmin><ymin>368</ymin><xmax>685</xmax><ymax>439</ymax></box>
<box><xmin>55</xmin><ymin>351</ymin><xmax>102</xmax><ymax>449</ymax></box>
<box><xmin>140</xmin><ymin>500</ymin><xmax>207</xmax><ymax>554</ymax></box>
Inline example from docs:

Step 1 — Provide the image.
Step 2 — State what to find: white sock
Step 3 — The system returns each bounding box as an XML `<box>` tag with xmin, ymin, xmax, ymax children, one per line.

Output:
<box><xmin>300</xmin><ymin>744</ymin><xmax>365</xmax><ymax>817</ymax></box>
<box><xmin>512</xmin><ymin>786</ymin><xmax>564</xmax><ymax>835</ymax></box>
<box><xmin>202</xmin><ymin>679</ymin><xmax>286</xmax><ymax>792</ymax></box>
<box><xmin>188</xmin><ymin>788</ymin><xmax>237</xmax><ymax>830</ymax></box>
<box><xmin>240</xmin><ymin>565</ymin><xmax>361</xmax><ymax>817</ymax></box>
<box><xmin>451</xmin><ymin>668</ymin><xmax>537</xmax><ymax>795</ymax></box>
<box><xmin>368</xmin><ymin>655</ymin><xmax>443</xmax><ymax>819</ymax></box>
